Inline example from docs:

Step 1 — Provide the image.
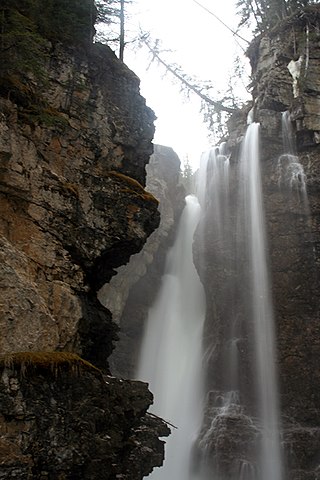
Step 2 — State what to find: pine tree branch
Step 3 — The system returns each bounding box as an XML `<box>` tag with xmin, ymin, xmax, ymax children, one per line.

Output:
<box><xmin>142</xmin><ymin>36</ymin><xmax>237</xmax><ymax>114</ymax></box>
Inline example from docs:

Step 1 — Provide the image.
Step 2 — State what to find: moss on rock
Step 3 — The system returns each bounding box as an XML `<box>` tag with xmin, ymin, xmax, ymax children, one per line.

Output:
<box><xmin>0</xmin><ymin>351</ymin><xmax>101</xmax><ymax>377</ymax></box>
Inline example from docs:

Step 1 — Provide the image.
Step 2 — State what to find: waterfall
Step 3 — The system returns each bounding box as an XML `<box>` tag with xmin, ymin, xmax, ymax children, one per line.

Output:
<box><xmin>136</xmin><ymin>195</ymin><xmax>206</xmax><ymax>480</ymax></box>
<box><xmin>136</xmin><ymin>125</ymin><xmax>284</xmax><ymax>480</ymax></box>
<box><xmin>239</xmin><ymin>123</ymin><xmax>283</xmax><ymax>480</ymax></box>
<box><xmin>277</xmin><ymin>111</ymin><xmax>308</xmax><ymax>206</ymax></box>
<box><xmin>195</xmin><ymin>125</ymin><xmax>283</xmax><ymax>479</ymax></box>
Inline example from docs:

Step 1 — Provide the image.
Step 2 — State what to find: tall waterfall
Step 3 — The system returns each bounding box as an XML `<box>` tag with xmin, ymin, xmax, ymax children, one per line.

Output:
<box><xmin>136</xmin><ymin>195</ymin><xmax>206</xmax><ymax>480</ymax></box>
<box><xmin>136</xmin><ymin>124</ymin><xmax>284</xmax><ymax>480</ymax></box>
<box><xmin>239</xmin><ymin>123</ymin><xmax>283</xmax><ymax>480</ymax></box>
<box><xmin>195</xmin><ymin>125</ymin><xmax>283</xmax><ymax>479</ymax></box>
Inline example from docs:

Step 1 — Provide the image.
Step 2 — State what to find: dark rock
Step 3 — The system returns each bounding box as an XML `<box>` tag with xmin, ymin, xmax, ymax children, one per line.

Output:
<box><xmin>0</xmin><ymin>354</ymin><xmax>170</xmax><ymax>479</ymax></box>
<box><xmin>0</xmin><ymin>11</ymin><xmax>166</xmax><ymax>478</ymax></box>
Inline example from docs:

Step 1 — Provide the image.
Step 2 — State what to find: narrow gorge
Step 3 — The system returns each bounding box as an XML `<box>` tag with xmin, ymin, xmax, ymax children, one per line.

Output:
<box><xmin>0</xmin><ymin>1</ymin><xmax>319</xmax><ymax>480</ymax></box>
<box><xmin>107</xmin><ymin>5</ymin><xmax>320</xmax><ymax>480</ymax></box>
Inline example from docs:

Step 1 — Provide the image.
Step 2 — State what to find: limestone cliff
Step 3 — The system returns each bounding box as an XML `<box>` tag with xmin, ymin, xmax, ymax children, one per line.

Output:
<box><xmin>194</xmin><ymin>6</ymin><xmax>320</xmax><ymax>480</ymax></box>
<box><xmin>0</xmin><ymin>2</ymin><xmax>168</xmax><ymax>477</ymax></box>
<box><xmin>250</xmin><ymin>9</ymin><xmax>320</xmax><ymax>478</ymax></box>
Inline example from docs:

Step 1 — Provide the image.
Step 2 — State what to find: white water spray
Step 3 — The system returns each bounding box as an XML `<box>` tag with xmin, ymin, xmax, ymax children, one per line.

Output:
<box><xmin>137</xmin><ymin>195</ymin><xmax>206</xmax><ymax>480</ymax></box>
<box><xmin>194</xmin><ymin>126</ymin><xmax>284</xmax><ymax>479</ymax></box>
<box><xmin>137</xmin><ymin>126</ymin><xmax>283</xmax><ymax>480</ymax></box>
<box><xmin>239</xmin><ymin>123</ymin><xmax>283</xmax><ymax>480</ymax></box>
<box><xmin>277</xmin><ymin>111</ymin><xmax>308</xmax><ymax>204</ymax></box>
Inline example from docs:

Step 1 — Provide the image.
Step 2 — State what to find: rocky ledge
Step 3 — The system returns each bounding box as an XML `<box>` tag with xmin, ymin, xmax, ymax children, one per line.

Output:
<box><xmin>0</xmin><ymin>352</ymin><xmax>169</xmax><ymax>479</ymax></box>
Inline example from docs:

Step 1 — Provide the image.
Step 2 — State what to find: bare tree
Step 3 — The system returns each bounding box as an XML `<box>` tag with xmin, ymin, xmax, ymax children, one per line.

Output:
<box><xmin>95</xmin><ymin>0</ymin><xmax>132</xmax><ymax>60</ymax></box>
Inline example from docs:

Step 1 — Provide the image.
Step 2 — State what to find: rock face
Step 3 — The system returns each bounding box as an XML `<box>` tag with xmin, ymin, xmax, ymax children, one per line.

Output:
<box><xmin>100</xmin><ymin>145</ymin><xmax>185</xmax><ymax>378</ymax></box>
<box><xmin>0</xmin><ymin>43</ymin><xmax>159</xmax><ymax>366</ymax></box>
<box><xmin>251</xmin><ymin>10</ymin><xmax>320</xmax><ymax>479</ymax></box>
<box><xmin>0</xmin><ymin>5</ymin><xmax>168</xmax><ymax>477</ymax></box>
<box><xmin>194</xmin><ymin>6</ymin><xmax>320</xmax><ymax>480</ymax></box>
<box><xmin>0</xmin><ymin>353</ymin><xmax>169</xmax><ymax>479</ymax></box>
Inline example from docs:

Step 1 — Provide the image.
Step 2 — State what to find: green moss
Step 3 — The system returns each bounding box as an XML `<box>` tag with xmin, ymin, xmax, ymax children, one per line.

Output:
<box><xmin>0</xmin><ymin>352</ymin><xmax>101</xmax><ymax>377</ymax></box>
<box><xmin>109</xmin><ymin>171</ymin><xmax>159</xmax><ymax>206</ymax></box>
<box><xmin>108</xmin><ymin>170</ymin><xmax>146</xmax><ymax>190</ymax></box>
<box><xmin>0</xmin><ymin>74</ymin><xmax>67</xmax><ymax>129</ymax></box>
<box><xmin>18</xmin><ymin>105</ymin><xmax>68</xmax><ymax>129</ymax></box>
<box><xmin>0</xmin><ymin>5</ymin><xmax>47</xmax><ymax>83</ymax></box>
<box><xmin>40</xmin><ymin>107</ymin><xmax>69</xmax><ymax>126</ymax></box>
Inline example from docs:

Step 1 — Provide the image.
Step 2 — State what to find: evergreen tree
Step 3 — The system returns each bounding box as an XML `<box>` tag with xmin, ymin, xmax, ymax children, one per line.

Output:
<box><xmin>0</xmin><ymin>0</ymin><xmax>95</xmax><ymax>70</ymax></box>
<box><xmin>0</xmin><ymin>1</ymin><xmax>46</xmax><ymax>79</ymax></box>
<box><xmin>0</xmin><ymin>0</ymin><xmax>95</xmax><ymax>105</ymax></box>
<box><xmin>95</xmin><ymin>0</ymin><xmax>132</xmax><ymax>60</ymax></box>
<box><xmin>180</xmin><ymin>156</ymin><xmax>194</xmax><ymax>194</ymax></box>
<box><xmin>236</xmin><ymin>0</ymin><xmax>312</xmax><ymax>32</ymax></box>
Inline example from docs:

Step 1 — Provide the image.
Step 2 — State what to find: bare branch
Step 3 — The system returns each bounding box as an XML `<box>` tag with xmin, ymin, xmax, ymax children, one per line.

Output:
<box><xmin>141</xmin><ymin>35</ymin><xmax>237</xmax><ymax>115</ymax></box>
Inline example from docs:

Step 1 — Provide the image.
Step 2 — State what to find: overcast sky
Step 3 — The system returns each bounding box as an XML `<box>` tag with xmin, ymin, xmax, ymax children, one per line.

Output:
<box><xmin>123</xmin><ymin>0</ymin><xmax>252</xmax><ymax>168</ymax></box>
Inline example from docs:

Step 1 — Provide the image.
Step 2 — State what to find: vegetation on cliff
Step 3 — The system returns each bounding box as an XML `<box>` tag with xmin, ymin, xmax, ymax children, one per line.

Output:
<box><xmin>0</xmin><ymin>0</ymin><xmax>96</xmax><ymax>119</ymax></box>
<box><xmin>0</xmin><ymin>352</ymin><xmax>101</xmax><ymax>376</ymax></box>
<box><xmin>0</xmin><ymin>0</ymin><xmax>95</xmax><ymax>54</ymax></box>
<box><xmin>237</xmin><ymin>0</ymin><xmax>313</xmax><ymax>32</ymax></box>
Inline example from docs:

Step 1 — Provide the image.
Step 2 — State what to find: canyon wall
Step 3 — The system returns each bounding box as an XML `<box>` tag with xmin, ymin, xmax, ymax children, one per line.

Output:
<box><xmin>100</xmin><ymin>144</ymin><xmax>185</xmax><ymax>378</ymax></box>
<box><xmin>0</xmin><ymin>42</ymin><xmax>160</xmax><ymax>364</ymax></box>
<box><xmin>104</xmin><ymin>145</ymin><xmax>185</xmax><ymax>378</ymax></box>
<box><xmin>253</xmin><ymin>10</ymin><xmax>320</xmax><ymax>477</ymax></box>
<box><xmin>194</xmin><ymin>6</ymin><xmax>320</xmax><ymax>479</ymax></box>
<box><xmin>0</xmin><ymin>3</ymin><xmax>169</xmax><ymax>476</ymax></box>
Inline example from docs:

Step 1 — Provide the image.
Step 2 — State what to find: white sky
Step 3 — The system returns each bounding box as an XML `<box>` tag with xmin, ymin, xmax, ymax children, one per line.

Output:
<box><xmin>119</xmin><ymin>0</ymin><xmax>251</xmax><ymax>168</ymax></box>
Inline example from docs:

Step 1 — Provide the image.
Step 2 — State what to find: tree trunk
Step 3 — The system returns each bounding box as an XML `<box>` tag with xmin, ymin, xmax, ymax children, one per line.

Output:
<box><xmin>119</xmin><ymin>0</ymin><xmax>125</xmax><ymax>61</ymax></box>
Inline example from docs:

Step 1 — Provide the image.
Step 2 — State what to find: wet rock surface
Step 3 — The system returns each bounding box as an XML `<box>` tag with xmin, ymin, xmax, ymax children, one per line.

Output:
<box><xmin>0</xmin><ymin>353</ymin><xmax>169</xmax><ymax>479</ymax></box>
<box><xmin>0</xmin><ymin>42</ymin><xmax>159</xmax><ymax>364</ymax></box>
<box><xmin>195</xmin><ymin>7</ymin><xmax>320</xmax><ymax>479</ymax></box>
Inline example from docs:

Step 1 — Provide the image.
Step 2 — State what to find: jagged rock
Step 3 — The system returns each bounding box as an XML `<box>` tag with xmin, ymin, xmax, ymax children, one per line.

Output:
<box><xmin>98</xmin><ymin>145</ymin><xmax>183</xmax><ymax>325</ymax></box>
<box><xmin>0</xmin><ymin>8</ymin><xmax>165</xmax><ymax>477</ymax></box>
<box><xmin>0</xmin><ymin>42</ymin><xmax>159</xmax><ymax>364</ymax></box>
<box><xmin>0</xmin><ymin>353</ymin><xmax>170</xmax><ymax>479</ymax></box>
<box><xmin>248</xmin><ymin>6</ymin><xmax>320</xmax><ymax>151</ymax></box>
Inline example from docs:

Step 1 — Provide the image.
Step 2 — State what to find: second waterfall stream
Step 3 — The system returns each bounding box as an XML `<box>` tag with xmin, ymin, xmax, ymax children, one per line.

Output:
<box><xmin>136</xmin><ymin>195</ymin><xmax>206</xmax><ymax>480</ymax></box>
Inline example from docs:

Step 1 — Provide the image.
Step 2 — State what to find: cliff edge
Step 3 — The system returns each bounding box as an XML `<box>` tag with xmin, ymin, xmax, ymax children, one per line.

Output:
<box><xmin>0</xmin><ymin>1</ymin><xmax>168</xmax><ymax>477</ymax></box>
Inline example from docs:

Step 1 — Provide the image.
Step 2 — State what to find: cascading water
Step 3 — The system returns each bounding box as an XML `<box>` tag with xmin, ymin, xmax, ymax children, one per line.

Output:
<box><xmin>239</xmin><ymin>123</ymin><xmax>283</xmax><ymax>480</ymax></box>
<box><xmin>194</xmin><ymin>125</ymin><xmax>283</xmax><ymax>480</ymax></box>
<box><xmin>136</xmin><ymin>124</ymin><xmax>283</xmax><ymax>480</ymax></box>
<box><xmin>136</xmin><ymin>195</ymin><xmax>206</xmax><ymax>480</ymax></box>
<box><xmin>278</xmin><ymin>111</ymin><xmax>308</xmax><ymax>207</ymax></box>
